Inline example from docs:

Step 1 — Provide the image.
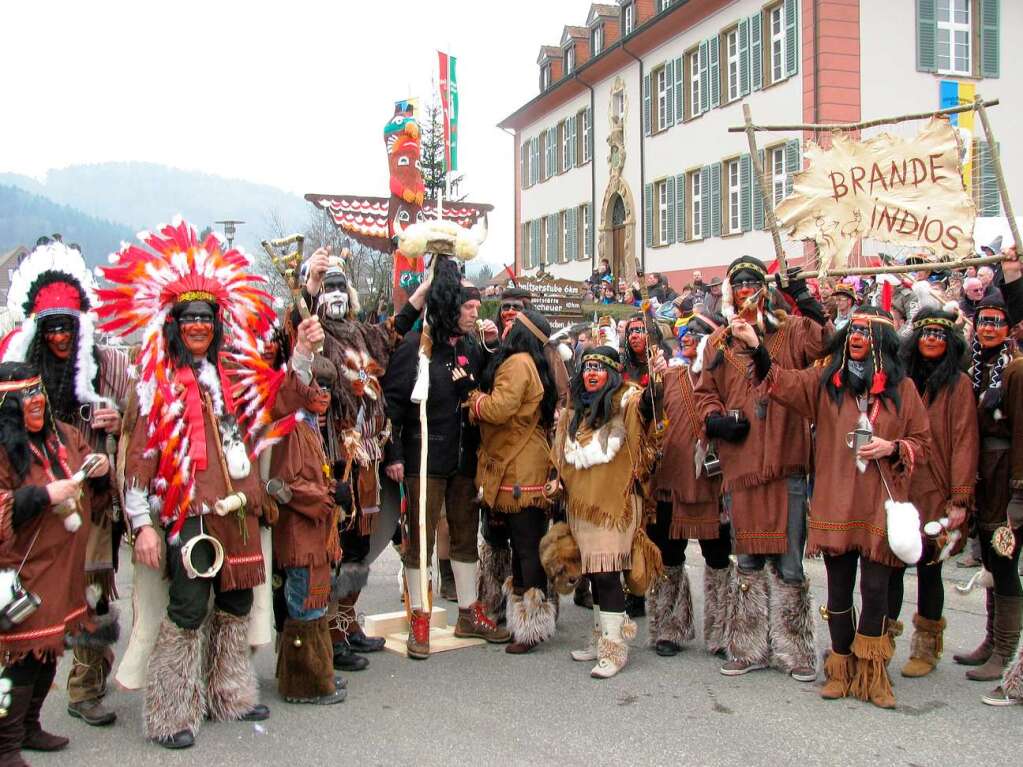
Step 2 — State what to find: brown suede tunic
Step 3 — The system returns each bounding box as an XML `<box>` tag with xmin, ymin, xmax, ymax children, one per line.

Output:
<box><xmin>469</xmin><ymin>353</ymin><xmax>551</xmax><ymax>513</ymax></box>
<box><xmin>269</xmin><ymin>374</ymin><xmax>341</xmax><ymax>611</ymax></box>
<box><xmin>766</xmin><ymin>367</ymin><xmax>931</xmax><ymax>568</ymax></box>
<box><xmin>694</xmin><ymin>314</ymin><xmax>828</xmax><ymax>554</ymax></box>
<box><xmin>0</xmin><ymin>423</ymin><xmax>99</xmax><ymax>662</ymax></box>
<box><xmin>975</xmin><ymin>354</ymin><xmax>1023</xmax><ymax>530</ymax></box>
<box><xmin>909</xmin><ymin>374</ymin><xmax>978</xmax><ymax>533</ymax></box>
<box><xmin>654</xmin><ymin>366</ymin><xmax>722</xmax><ymax>540</ymax></box>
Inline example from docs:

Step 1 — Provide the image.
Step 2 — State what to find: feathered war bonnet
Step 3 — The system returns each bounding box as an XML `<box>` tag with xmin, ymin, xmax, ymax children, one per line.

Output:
<box><xmin>0</xmin><ymin>238</ymin><xmax>115</xmax><ymax>409</ymax></box>
<box><xmin>94</xmin><ymin>217</ymin><xmax>277</xmax><ymax>541</ymax></box>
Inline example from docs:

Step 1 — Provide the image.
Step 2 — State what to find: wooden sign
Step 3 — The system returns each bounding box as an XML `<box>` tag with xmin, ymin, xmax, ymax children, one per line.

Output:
<box><xmin>507</xmin><ymin>275</ymin><xmax>584</xmax><ymax>330</ymax></box>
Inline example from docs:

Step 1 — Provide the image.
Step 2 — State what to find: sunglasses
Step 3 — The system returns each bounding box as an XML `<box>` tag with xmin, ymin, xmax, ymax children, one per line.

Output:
<box><xmin>43</xmin><ymin>325</ymin><xmax>72</xmax><ymax>336</ymax></box>
<box><xmin>501</xmin><ymin>302</ymin><xmax>524</xmax><ymax>312</ymax></box>
<box><xmin>731</xmin><ymin>279</ymin><xmax>764</xmax><ymax>290</ymax></box>
<box><xmin>19</xmin><ymin>385</ymin><xmax>44</xmax><ymax>399</ymax></box>
<box><xmin>180</xmin><ymin>314</ymin><xmax>215</xmax><ymax>326</ymax></box>
<box><xmin>582</xmin><ymin>361</ymin><xmax>606</xmax><ymax>374</ymax></box>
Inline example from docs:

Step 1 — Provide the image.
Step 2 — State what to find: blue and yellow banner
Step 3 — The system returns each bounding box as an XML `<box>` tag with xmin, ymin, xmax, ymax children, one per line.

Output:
<box><xmin>939</xmin><ymin>80</ymin><xmax>975</xmax><ymax>194</ymax></box>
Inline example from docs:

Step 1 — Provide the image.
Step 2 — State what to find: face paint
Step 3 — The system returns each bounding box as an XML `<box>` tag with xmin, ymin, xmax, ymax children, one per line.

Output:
<box><xmin>308</xmin><ymin>386</ymin><xmax>331</xmax><ymax>415</ymax></box>
<box><xmin>261</xmin><ymin>339</ymin><xmax>280</xmax><ymax>365</ymax></box>
<box><xmin>179</xmin><ymin>301</ymin><xmax>216</xmax><ymax>358</ymax></box>
<box><xmin>626</xmin><ymin>322</ymin><xmax>646</xmax><ymax>355</ymax></box>
<box><xmin>918</xmin><ymin>326</ymin><xmax>948</xmax><ymax>360</ymax></box>
<box><xmin>320</xmin><ymin>273</ymin><xmax>350</xmax><ymax>320</ymax></box>
<box><xmin>582</xmin><ymin>361</ymin><xmax>609</xmax><ymax>393</ymax></box>
<box><xmin>42</xmin><ymin>318</ymin><xmax>74</xmax><ymax>361</ymax></box>
<box><xmin>976</xmin><ymin>308</ymin><xmax>1009</xmax><ymax>349</ymax></box>
<box><xmin>458</xmin><ymin>300</ymin><xmax>480</xmax><ymax>336</ymax></box>
<box><xmin>730</xmin><ymin>270</ymin><xmax>764</xmax><ymax>318</ymax></box>
<box><xmin>21</xmin><ymin>386</ymin><xmax>46</xmax><ymax>433</ymax></box>
<box><xmin>681</xmin><ymin>332</ymin><xmax>703</xmax><ymax>360</ymax></box>
<box><xmin>847</xmin><ymin>322</ymin><xmax>872</xmax><ymax>361</ymax></box>
<box><xmin>500</xmin><ymin>301</ymin><xmax>524</xmax><ymax>332</ymax></box>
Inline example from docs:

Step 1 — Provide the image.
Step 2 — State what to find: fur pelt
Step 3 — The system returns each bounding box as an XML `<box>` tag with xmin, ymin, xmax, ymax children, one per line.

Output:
<box><xmin>703</xmin><ymin>564</ymin><xmax>733</xmax><ymax>654</ymax></box>
<box><xmin>768</xmin><ymin>570</ymin><xmax>817</xmax><ymax>673</ymax></box>
<box><xmin>539</xmin><ymin>522</ymin><xmax>582</xmax><ymax>594</ymax></box>
<box><xmin>276</xmin><ymin>617</ymin><xmax>335</xmax><ymax>700</ymax></box>
<box><xmin>66</xmin><ymin>604</ymin><xmax>121</xmax><ymax>650</ymax></box>
<box><xmin>204</xmin><ymin>609</ymin><xmax>259</xmax><ymax>722</ymax></box>
<box><xmin>646</xmin><ymin>565</ymin><xmax>695</xmax><ymax>648</ymax></box>
<box><xmin>886</xmin><ymin>499</ymin><xmax>923</xmax><ymax>565</ymax></box>
<box><xmin>507</xmin><ymin>586</ymin><xmax>557</xmax><ymax>646</ymax></box>
<box><xmin>144</xmin><ymin>618</ymin><xmax>206</xmax><ymax>740</ymax></box>
<box><xmin>477</xmin><ymin>539</ymin><xmax>512</xmax><ymax>620</ymax></box>
<box><xmin>1001</xmin><ymin>632</ymin><xmax>1023</xmax><ymax>699</ymax></box>
<box><xmin>330</xmin><ymin>562</ymin><xmax>370</xmax><ymax>602</ymax></box>
<box><xmin>563</xmin><ymin>418</ymin><xmax>626</xmax><ymax>469</ymax></box>
<box><xmin>726</xmin><ymin>568</ymin><xmax>770</xmax><ymax>665</ymax></box>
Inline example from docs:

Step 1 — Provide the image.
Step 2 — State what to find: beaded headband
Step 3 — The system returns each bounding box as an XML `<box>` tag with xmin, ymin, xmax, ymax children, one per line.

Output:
<box><xmin>177</xmin><ymin>290</ymin><xmax>217</xmax><ymax>304</ymax></box>
<box><xmin>727</xmin><ymin>261</ymin><xmax>766</xmax><ymax>280</ymax></box>
<box><xmin>581</xmin><ymin>352</ymin><xmax>623</xmax><ymax>372</ymax></box>
<box><xmin>912</xmin><ymin>317</ymin><xmax>955</xmax><ymax>331</ymax></box>
<box><xmin>0</xmin><ymin>376</ymin><xmax>42</xmax><ymax>393</ymax></box>
<box><xmin>849</xmin><ymin>313</ymin><xmax>894</xmax><ymax>328</ymax></box>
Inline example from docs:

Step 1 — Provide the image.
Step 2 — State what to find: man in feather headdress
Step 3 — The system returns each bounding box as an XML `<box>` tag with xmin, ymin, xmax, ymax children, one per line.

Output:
<box><xmin>0</xmin><ymin>236</ymin><xmax>131</xmax><ymax>727</ymax></box>
<box><xmin>97</xmin><ymin>218</ymin><xmax>281</xmax><ymax>750</ymax></box>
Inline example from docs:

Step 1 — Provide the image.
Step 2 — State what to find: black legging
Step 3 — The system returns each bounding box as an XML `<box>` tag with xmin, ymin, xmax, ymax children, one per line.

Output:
<box><xmin>505</xmin><ymin>507</ymin><xmax>548</xmax><ymax>593</ymax></box>
<box><xmin>647</xmin><ymin>501</ymin><xmax>731</xmax><ymax>569</ymax></box>
<box><xmin>2</xmin><ymin>654</ymin><xmax>54</xmax><ymax>687</ymax></box>
<box><xmin>979</xmin><ymin>524</ymin><xmax>1023</xmax><ymax>597</ymax></box>
<box><xmin>589</xmin><ymin>571</ymin><xmax>625</xmax><ymax>613</ymax></box>
<box><xmin>888</xmin><ymin>560</ymin><xmax>944</xmax><ymax>622</ymax></box>
<box><xmin>824</xmin><ymin>551</ymin><xmax>894</xmax><ymax>653</ymax></box>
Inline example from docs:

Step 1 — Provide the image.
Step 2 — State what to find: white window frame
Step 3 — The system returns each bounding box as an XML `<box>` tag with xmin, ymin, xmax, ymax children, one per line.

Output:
<box><xmin>771</xmin><ymin>146</ymin><xmax>786</xmax><ymax>205</ymax></box>
<box><xmin>689</xmin><ymin>50</ymin><xmax>700</xmax><ymax>117</ymax></box>
<box><xmin>541</xmin><ymin>65</ymin><xmax>551</xmax><ymax>91</ymax></box>
<box><xmin>657</xmin><ymin>181</ymin><xmax>669</xmax><ymax>245</ymax></box>
<box><xmin>658</xmin><ymin>0</ymin><xmax>672</xmax><ymax>11</ymax></box>
<box><xmin>580</xmin><ymin>109</ymin><xmax>591</xmax><ymax>163</ymax></box>
<box><xmin>770</xmin><ymin>4</ymin><xmax>786</xmax><ymax>84</ymax></box>
<box><xmin>565</xmin><ymin>46</ymin><xmax>575</xmax><ymax>75</ymax></box>
<box><xmin>726</xmin><ymin>29</ymin><xmax>740</xmax><ymax>102</ymax></box>
<box><xmin>581</xmin><ymin>204</ymin><xmax>590</xmax><ymax>260</ymax></box>
<box><xmin>561</xmin><ymin>212</ymin><xmax>571</xmax><ymax>263</ymax></box>
<box><xmin>561</xmin><ymin>121</ymin><xmax>571</xmax><ymax>173</ymax></box>
<box><xmin>593</xmin><ymin>24</ymin><xmax>604</xmax><ymax>55</ymax></box>
<box><xmin>691</xmin><ymin>172</ymin><xmax>703</xmax><ymax>240</ymax></box>
<box><xmin>613</xmin><ymin>91</ymin><xmax>625</xmax><ymax>122</ymax></box>
<box><xmin>656</xmin><ymin>67</ymin><xmax>668</xmax><ymax>132</ymax></box>
<box><xmin>623</xmin><ymin>3</ymin><xmax>635</xmax><ymax>35</ymax></box>
<box><xmin>936</xmin><ymin>0</ymin><xmax>972</xmax><ymax>76</ymax></box>
<box><xmin>727</xmin><ymin>159</ymin><xmax>740</xmax><ymax>233</ymax></box>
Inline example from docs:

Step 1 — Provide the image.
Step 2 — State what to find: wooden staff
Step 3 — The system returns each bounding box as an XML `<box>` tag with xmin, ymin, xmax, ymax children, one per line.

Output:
<box><xmin>742</xmin><ymin>103</ymin><xmax>789</xmax><ymax>286</ymax></box>
<box><xmin>262</xmin><ymin>234</ymin><xmax>321</xmax><ymax>352</ymax></box>
<box><xmin>728</xmin><ymin>99</ymin><xmax>999</xmax><ymax>134</ymax></box>
<box><xmin>974</xmin><ymin>95</ymin><xmax>1022</xmax><ymax>252</ymax></box>
<box><xmin>794</xmin><ymin>254</ymin><xmax>1005</xmax><ymax>281</ymax></box>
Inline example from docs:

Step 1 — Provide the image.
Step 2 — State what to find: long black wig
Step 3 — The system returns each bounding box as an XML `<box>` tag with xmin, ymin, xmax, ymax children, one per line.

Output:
<box><xmin>163</xmin><ymin>300</ymin><xmax>224</xmax><ymax>368</ymax></box>
<box><xmin>900</xmin><ymin>308</ymin><xmax>967</xmax><ymax>403</ymax></box>
<box><xmin>480</xmin><ymin>308</ymin><xmax>558</xmax><ymax>428</ymax></box>
<box><xmin>819</xmin><ymin>306</ymin><xmax>904</xmax><ymax>411</ymax></box>
<box><xmin>568</xmin><ymin>345</ymin><xmax>623</xmax><ymax>439</ymax></box>
<box><xmin>0</xmin><ymin>361</ymin><xmax>54</xmax><ymax>482</ymax></box>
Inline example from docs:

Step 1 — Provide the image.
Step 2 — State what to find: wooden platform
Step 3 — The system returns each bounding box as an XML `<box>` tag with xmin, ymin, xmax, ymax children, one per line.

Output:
<box><xmin>363</xmin><ymin>607</ymin><xmax>486</xmax><ymax>657</ymax></box>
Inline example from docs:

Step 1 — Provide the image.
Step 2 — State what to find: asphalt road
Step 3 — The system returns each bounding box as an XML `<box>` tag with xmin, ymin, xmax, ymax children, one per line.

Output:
<box><xmin>31</xmin><ymin>548</ymin><xmax>1022</xmax><ymax>767</ymax></box>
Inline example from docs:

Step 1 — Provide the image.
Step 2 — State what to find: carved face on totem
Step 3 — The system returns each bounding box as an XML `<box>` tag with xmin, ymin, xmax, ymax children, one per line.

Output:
<box><xmin>388</xmin><ymin>135</ymin><xmax>424</xmax><ymax>206</ymax></box>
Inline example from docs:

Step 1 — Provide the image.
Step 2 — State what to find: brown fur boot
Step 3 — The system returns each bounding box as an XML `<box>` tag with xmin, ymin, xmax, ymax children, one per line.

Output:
<box><xmin>901</xmin><ymin>614</ymin><xmax>945</xmax><ymax>678</ymax></box>
<box><xmin>850</xmin><ymin>632</ymin><xmax>896</xmax><ymax>709</ymax></box>
<box><xmin>476</xmin><ymin>540</ymin><xmax>512</xmax><ymax>622</ymax></box>
<box><xmin>506</xmin><ymin>587</ymin><xmax>557</xmax><ymax>654</ymax></box>
<box><xmin>703</xmin><ymin>564</ymin><xmax>733</xmax><ymax>656</ymax></box>
<box><xmin>277</xmin><ymin>618</ymin><xmax>344</xmax><ymax>704</ymax></box>
<box><xmin>205</xmin><ymin>610</ymin><xmax>261</xmax><ymax>722</ymax></box>
<box><xmin>820</xmin><ymin>651</ymin><xmax>856</xmax><ymax>700</ymax></box>
<box><xmin>720</xmin><ymin>568</ymin><xmax>770</xmax><ymax>676</ymax></box>
<box><xmin>647</xmin><ymin>565</ymin><xmax>694</xmax><ymax>656</ymax></box>
<box><xmin>768</xmin><ymin>571</ymin><xmax>817</xmax><ymax>681</ymax></box>
<box><xmin>145</xmin><ymin>618</ymin><xmax>205</xmax><ymax>744</ymax></box>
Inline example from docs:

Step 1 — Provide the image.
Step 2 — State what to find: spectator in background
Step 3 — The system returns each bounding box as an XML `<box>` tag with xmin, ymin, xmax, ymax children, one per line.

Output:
<box><xmin>831</xmin><ymin>284</ymin><xmax>857</xmax><ymax>331</ymax></box>
<box><xmin>600</xmin><ymin>283</ymin><xmax>617</xmax><ymax>305</ymax></box>
<box><xmin>704</xmin><ymin>277</ymin><xmax>723</xmax><ymax>314</ymax></box>
<box><xmin>647</xmin><ymin>272</ymin><xmax>678</xmax><ymax>304</ymax></box>
<box><xmin>961</xmin><ymin>277</ymin><xmax>986</xmax><ymax>321</ymax></box>
<box><xmin>978</xmin><ymin>266</ymin><xmax>1002</xmax><ymax>299</ymax></box>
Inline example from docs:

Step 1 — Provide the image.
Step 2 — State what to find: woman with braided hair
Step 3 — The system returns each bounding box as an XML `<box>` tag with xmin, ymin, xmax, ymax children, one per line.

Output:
<box><xmin>952</xmin><ymin>297</ymin><xmax>1023</xmax><ymax>703</ymax></box>
<box><xmin>732</xmin><ymin>307</ymin><xmax>930</xmax><ymax>709</ymax></box>
<box><xmin>886</xmin><ymin>308</ymin><xmax>977</xmax><ymax>679</ymax></box>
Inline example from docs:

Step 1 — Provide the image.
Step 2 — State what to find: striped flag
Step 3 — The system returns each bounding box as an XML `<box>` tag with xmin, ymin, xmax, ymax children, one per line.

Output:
<box><xmin>438</xmin><ymin>51</ymin><xmax>459</xmax><ymax>172</ymax></box>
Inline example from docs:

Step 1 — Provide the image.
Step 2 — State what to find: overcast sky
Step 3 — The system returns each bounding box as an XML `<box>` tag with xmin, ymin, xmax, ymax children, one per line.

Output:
<box><xmin>1</xmin><ymin>0</ymin><xmax>598</xmax><ymax>268</ymax></box>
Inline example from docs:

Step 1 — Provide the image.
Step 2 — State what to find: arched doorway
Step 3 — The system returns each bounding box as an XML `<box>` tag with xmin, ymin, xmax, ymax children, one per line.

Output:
<box><xmin>611</xmin><ymin>194</ymin><xmax>626</xmax><ymax>280</ymax></box>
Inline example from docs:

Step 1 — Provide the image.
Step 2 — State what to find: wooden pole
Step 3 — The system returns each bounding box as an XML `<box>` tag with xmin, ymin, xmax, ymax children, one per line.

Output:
<box><xmin>974</xmin><ymin>95</ymin><xmax>1021</xmax><ymax>251</ymax></box>
<box><xmin>728</xmin><ymin>99</ymin><xmax>999</xmax><ymax>134</ymax></box>
<box><xmin>794</xmin><ymin>254</ymin><xmax>1004</xmax><ymax>280</ymax></box>
<box><xmin>742</xmin><ymin>102</ymin><xmax>789</xmax><ymax>286</ymax></box>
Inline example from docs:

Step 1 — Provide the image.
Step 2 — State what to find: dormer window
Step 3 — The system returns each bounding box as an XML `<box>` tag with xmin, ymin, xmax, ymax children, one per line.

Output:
<box><xmin>540</xmin><ymin>64</ymin><xmax>551</xmax><ymax>91</ymax></box>
<box><xmin>592</xmin><ymin>24</ymin><xmax>604</xmax><ymax>55</ymax></box>
<box><xmin>564</xmin><ymin>45</ymin><xmax>575</xmax><ymax>75</ymax></box>
<box><xmin>622</xmin><ymin>2</ymin><xmax>635</xmax><ymax>35</ymax></box>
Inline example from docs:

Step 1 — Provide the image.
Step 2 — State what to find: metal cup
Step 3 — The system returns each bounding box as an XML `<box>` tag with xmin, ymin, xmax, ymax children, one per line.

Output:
<box><xmin>703</xmin><ymin>454</ymin><xmax>722</xmax><ymax>477</ymax></box>
<box><xmin>727</xmin><ymin>409</ymin><xmax>742</xmax><ymax>421</ymax></box>
<box><xmin>845</xmin><ymin>428</ymin><xmax>873</xmax><ymax>451</ymax></box>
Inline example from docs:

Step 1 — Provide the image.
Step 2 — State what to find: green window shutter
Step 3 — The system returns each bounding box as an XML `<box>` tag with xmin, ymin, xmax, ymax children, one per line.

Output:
<box><xmin>673</xmin><ymin>56</ymin><xmax>683</xmax><ymax>123</ymax></box>
<box><xmin>710</xmin><ymin>162</ymin><xmax>722</xmax><ymax>237</ymax></box>
<box><xmin>644</xmin><ymin>183</ymin><xmax>654</xmax><ymax>247</ymax></box>
<box><xmin>548</xmin><ymin>128</ymin><xmax>557</xmax><ymax>179</ymax></box>
<box><xmin>750</xmin><ymin>13</ymin><xmax>763</xmax><ymax>91</ymax></box>
<box><xmin>784</xmin><ymin>138</ymin><xmax>801</xmax><ymax>197</ymax></box>
<box><xmin>643</xmin><ymin>74</ymin><xmax>652</xmax><ymax>136</ymax></box>
<box><xmin>700</xmin><ymin>166</ymin><xmax>711</xmax><ymax>237</ymax></box>
<box><xmin>666</xmin><ymin>176</ymin><xmax>676</xmax><ymax>244</ymax></box>
<box><xmin>916</xmin><ymin>0</ymin><xmax>937</xmax><ymax>73</ymax></box>
<box><xmin>547</xmin><ymin>214</ymin><xmax>557</xmax><ymax>264</ymax></box>
<box><xmin>675</xmin><ymin>173</ymin><xmax>686</xmax><ymax>242</ymax></box>
<box><xmin>520</xmin><ymin>143</ymin><xmax>528</xmax><ymax>189</ymax></box>
<box><xmin>699</xmin><ymin>40</ymin><xmax>709</xmax><ymax>113</ymax></box>
<box><xmin>738</xmin><ymin>17</ymin><xmax>750</xmax><ymax>96</ymax></box>
<box><xmin>709</xmin><ymin>36</ymin><xmax>720</xmax><ymax>108</ymax></box>
<box><xmin>665</xmin><ymin>60</ymin><xmax>675</xmax><ymax>128</ymax></box>
<box><xmin>529</xmin><ymin>220</ymin><xmax>538</xmax><ymax>268</ymax></box>
<box><xmin>784</xmin><ymin>0</ymin><xmax>798</xmax><ymax>77</ymax></box>
<box><xmin>981</xmin><ymin>0</ymin><xmax>1000</xmax><ymax>78</ymax></box>
<box><xmin>753</xmin><ymin>150</ymin><xmax>765</xmax><ymax>230</ymax></box>
<box><xmin>740</xmin><ymin>153</ymin><xmax>752</xmax><ymax>232</ymax></box>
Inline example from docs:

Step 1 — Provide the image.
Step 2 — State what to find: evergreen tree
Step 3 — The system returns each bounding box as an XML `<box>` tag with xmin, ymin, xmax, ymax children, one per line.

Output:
<box><xmin>420</xmin><ymin>101</ymin><xmax>464</xmax><ymax>201</ymax></box>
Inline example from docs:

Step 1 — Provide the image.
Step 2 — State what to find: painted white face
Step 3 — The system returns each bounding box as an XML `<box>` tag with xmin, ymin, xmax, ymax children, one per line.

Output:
<box><xmin>321</xmin><ymin>289</ymin><xmax>349</xmax><ymax>320</ymax></box>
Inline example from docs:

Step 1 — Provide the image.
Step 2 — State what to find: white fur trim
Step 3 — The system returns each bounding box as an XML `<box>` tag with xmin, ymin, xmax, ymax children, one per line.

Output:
<box><xmin>397</xmin><ymin>218</ymin><xmax>485</xmax><ymax>262</ymax></box>
<box><xmin>690</xmin><ymin>334</ymin><xmax>711</xmax><ymax>374</ymax></box>
<box><xmin>563</xmin><ymin>419</ymin><xmax>626</xmax><ymax>469</ymax></box>
<box><xmin>6</xmin><ymin>241</ymin><xmax>97</xmax><ymax>321</ymax></box>
<box><xmin>886</xmin><ymin>499</ymin><xmax>923</xmax><ymax>565</ymax></box>
<box><xmin>196</xmin><ymin>359</ymin><xmax>224</xmax><ymax>415</ymax></box>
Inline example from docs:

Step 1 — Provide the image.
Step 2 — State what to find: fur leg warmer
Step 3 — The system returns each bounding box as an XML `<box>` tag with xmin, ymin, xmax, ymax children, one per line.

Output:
<box><xmin>508</xmin><ymin>587</ymin><xmax>557</xmax><ymax>646</ymax></box>
<box><xmin>726</xmin><ymin>569</ymin><xmax>770</xmax><ymax>667</ymax></box>
<box><xmin>204</xmin><ymin>610</ymin><xmax>259</xmax><ymax>722</ymax></box>
<box><xmin>850</xmin><ymin>632</ymin><xmax>896</xmax><ymax>709</ymax></box>
<box><xmin>768</xmin><ymin>572</ymin><xmax>817</xmax><ymax>673</ymax></box>
<box><xmin>703</xmin><ymin>564</ymin><xmax>733</xmax><ymax>655</ymax></box>
<box><xmin>277</xmin><ymin>618</ymin><xmax>336</xmax><ymax>701</ymax></box>
<box><xmin>1001</xmin><ymin>631</ymin><xmax>1023</xmax><ymax>700</ymax></box>
<box><xmin>477</xmin><ymin>541</ymin><xmax>512</xmax><ymax>621</ymax></box>
<box><xmin>330</xmin><ymin>563</ymin><xmax>370</xmax><ymax>603</ymax></box>
<box><xmin>144</xmin><ymin>618</ymin><xmax>205</xmax><ymax>740</ymax></box>
<box><xmin>647</xmin><ymin>565</ymin><xmax>695</xmax><ymax>648</ymax></box>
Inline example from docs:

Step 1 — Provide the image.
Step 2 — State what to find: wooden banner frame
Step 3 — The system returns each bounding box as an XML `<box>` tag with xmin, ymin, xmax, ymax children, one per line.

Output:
<box><xmin>727</xmin><ymin>96</ymin><xmax>1019</xmax><ymax>282</ymax></box>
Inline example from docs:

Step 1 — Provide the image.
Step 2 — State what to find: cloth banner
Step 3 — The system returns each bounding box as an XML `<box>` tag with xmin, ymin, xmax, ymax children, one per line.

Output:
<box><xmin>775</xmin><ymin>116</ymin><xmax>976</xmax><ymax>272</ymax></box>
<box><xmin>438</xmin><ymin>51</ymin><xmax>458</xmax><ymax>172</ymax></box>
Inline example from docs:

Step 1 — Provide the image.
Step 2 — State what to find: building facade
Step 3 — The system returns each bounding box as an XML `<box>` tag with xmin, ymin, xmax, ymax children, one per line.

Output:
<box><xmin>499</xmin><ymin>0</ymin><xmax>1015</xmax><ymax>287</ymax></box>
